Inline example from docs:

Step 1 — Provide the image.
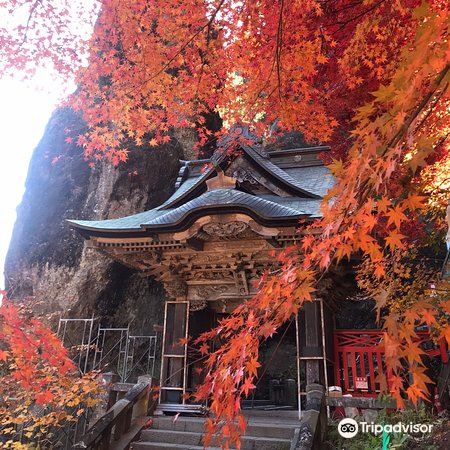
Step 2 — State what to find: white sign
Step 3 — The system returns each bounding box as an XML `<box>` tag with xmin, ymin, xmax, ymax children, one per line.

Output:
<box><xmin>355</xmin><ymin>376</ymin><xmax>368</xmax><ymax>390</ymax></box>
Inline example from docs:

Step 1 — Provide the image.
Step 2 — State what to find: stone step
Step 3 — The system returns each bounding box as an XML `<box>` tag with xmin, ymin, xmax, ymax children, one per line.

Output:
<box><xmin>137</xmin><ymin>429</ymin><xmax>291</xmax><ymax>450</ymax></box>
<box><xmin>242</xmin><ymin>399</ymin><xmax>273</xmax><ymax>407</ymax></box>
<box><xmin>133</xmin><ymin>430</ymin><xmax>291</xmax><ymax>450</ymax></box>
<box><xmin>242</xmin><ymin>409</ymin><xmax>298</xmax><ymax>422</ymax></box>
<box><xmin>132</xmin><ymin>444</ymin><xmax>221</xmax><ymax>450</ymax></box>
<box><xmin>147</xmin><ymin>416</ymin><xmax>298</xmax><ymax>439</ymax></box>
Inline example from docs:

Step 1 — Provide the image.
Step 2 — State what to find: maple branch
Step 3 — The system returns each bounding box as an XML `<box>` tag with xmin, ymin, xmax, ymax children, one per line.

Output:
<box><xmin>19</xmin><ymin>0</ymin><xmax>43</xmax><ymax>46</ymax></box>
<box><xmin>242</xmin><ymin>0</ymin><xmax>285</xmax><ymax>122</ymax></box>
<box><xmin>358</xmin><ymin>64</ymin><xmax>450</xmax><ymax>202</ymax></box>
<box><xmin>330</xmin><ymin>0</ymin><xmax>387</xmax><ymax>35</ymax></box>
<box><xmin>253</xmin><ymin>318</ymin><xmax>293</xmax><ymax>387</ymax></box>
<box><xmin>134</xmin><ymin>0</ymin><xmax>226</xmax><ymax>91</ymax></box>
<box><xmin>326</xmin><ymin>0</ymin><xmax>366</xmax><ymax>14</ymax></box>
<box><xmin>193</xmin><ymin>0</ymin><xmax>219</xmax><ymax>103</ymax></box>
<box><xmin>424</xmin><ymin>172</ymin><xmax>450</xmax><ymax>196</ymax></box>
<box><xmin>410</xmin><ymin>83</ymin><xmax>449</xmax><ymax>138</ymax></box>
<box><xmin>275</xmin><ymin>0</ymin><xmax>285</xmax><ymax>101</ymax></box>
<box><xmin>384</xmin><ymin>68</ymin><xmax>449</xmax><ymax>153</ymax></box>
<box><xmin>243</xmin><ymin>0</ymin><xmax>284</xmax><ymax>122</ymax></box>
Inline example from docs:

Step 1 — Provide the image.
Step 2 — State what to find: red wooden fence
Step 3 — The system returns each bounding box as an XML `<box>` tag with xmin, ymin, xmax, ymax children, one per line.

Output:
<box><xmin>333</xmin><ymin>330</ymin><xmax>447</xmax><ymax>397</ymax></box>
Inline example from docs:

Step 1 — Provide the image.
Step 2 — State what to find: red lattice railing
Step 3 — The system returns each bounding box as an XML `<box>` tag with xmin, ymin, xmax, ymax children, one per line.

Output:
<box><xmin>333</xmin><ymin>330</ymin><xmax>447</xmax><ymax>397</ymax></box>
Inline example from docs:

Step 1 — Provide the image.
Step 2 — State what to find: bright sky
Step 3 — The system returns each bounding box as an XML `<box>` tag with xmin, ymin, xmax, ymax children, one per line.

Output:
<box><xmin>0</xmin><ymin>78</ymin><xmax>69</xmax><ymax>289</ymax></box>
<box><xmin>0</xmin><ymin>0</ymin><xmax>98</xmax><ymax>290</ymax></box>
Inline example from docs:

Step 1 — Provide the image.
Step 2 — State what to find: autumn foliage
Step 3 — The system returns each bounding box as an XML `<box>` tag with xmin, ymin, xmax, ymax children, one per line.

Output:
<box><xmin>0</xmin><ymin>0</ymin><xmax>450</xmax><ymax>448</ymax></box>
<box><xmin>0</xmin><ymin>292</ymin><xmax>100</xmax><ymax>448</ymax></box>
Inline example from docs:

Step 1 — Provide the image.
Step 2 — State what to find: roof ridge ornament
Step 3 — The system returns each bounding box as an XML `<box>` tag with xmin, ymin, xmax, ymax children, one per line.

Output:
<box><xmin>206</xmin><ymin>169</ymin><xmax>236</xmax><ymax>190</ymax></box>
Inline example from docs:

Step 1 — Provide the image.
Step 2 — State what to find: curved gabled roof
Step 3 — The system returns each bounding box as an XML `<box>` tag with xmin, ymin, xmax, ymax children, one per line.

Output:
<box><xmin>67</xmin><ymin>188</ymin><xmax>309</xmax><ymax>234</ymax></box>
<box><xmin>157</xmin><ymin>141</ymin><xmax>327</xmax><ymax>210</ymax></box>
<box><xmin>68</xmin><ymin>137</ymin><xmax>334</xmax><ymax>238</ymax></box>
<box><xmin>159</xmin><ymin>167</ymin><xmax>212</xmax><ymax>209</ymax></box>
<box><xmin>242</xmin><ymin>145</ymin><xmax>322</xmax><ymax>198</ymax></box>
<box><xmin>144</xmin><ymin>189</ymin><xmax>307</xmax><ymax>228</ymax></box>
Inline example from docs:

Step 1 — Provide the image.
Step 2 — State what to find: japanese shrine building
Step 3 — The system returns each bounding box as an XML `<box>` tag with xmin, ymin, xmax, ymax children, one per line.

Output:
<box><xmin>68</xmin><ymin>132</ymin><xmax>339</xmax><ymax>414</ymax></box>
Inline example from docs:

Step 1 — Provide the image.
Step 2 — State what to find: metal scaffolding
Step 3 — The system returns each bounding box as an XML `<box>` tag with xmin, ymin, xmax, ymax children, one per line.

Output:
<box><xmin>57</xmin><ymin>317</ymin><xmax>157</xmax><ymax>382</ymax></box>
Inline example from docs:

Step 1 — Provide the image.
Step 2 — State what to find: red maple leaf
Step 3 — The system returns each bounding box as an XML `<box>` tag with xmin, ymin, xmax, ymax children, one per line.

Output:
<box><xmin>240</xmin><ymin>377</ymin><xmax>256</xmax><ymax>397</ymax></box>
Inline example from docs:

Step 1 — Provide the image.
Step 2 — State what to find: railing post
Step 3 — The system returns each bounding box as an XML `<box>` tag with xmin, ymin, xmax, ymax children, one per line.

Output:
<box><xmin>133</xmin><ymin>376</ymin><xmax>153</xmax><ymax>419</ymax></box>
<box><xmin>284</xmin><ymin>379</ymin><xmax>297</xmax><ymax>408</ymax></box>
<box><xmin>104</xmin><ymin>372</ymin><xmax>120</xmax><ymax>410</ymax></box>
<box><xmin>99</xmin><ymin>425</ymin><xmax>113</xmax><ymax>450</ymax></box>
<box><xmin>291</xmin><ymin>383</ymin><xmax>326</xmax><ymax>450</ymax></box>
<box><xmin>113</xmin><ymin>405</ymin><xmax>132</xmax><ymax>441</ymax></box>
<box><xmin>124</xmin><ymin>406</ymin><xmax>133</xmax><ymax>433</ymax></box>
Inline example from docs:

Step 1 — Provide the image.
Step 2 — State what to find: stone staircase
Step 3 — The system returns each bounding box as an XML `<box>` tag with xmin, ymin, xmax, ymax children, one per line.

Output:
<box><xmin>131</xmin><ymin>412</ymin><xmax>300</xmax><ymax>450</ymax></box>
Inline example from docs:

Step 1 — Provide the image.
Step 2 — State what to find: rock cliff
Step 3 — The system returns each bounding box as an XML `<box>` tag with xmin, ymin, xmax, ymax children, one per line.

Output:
<box><xmin>4</xmin><ymin>107</ymin><xmax>197</xmax><ymax>334</ymax></box>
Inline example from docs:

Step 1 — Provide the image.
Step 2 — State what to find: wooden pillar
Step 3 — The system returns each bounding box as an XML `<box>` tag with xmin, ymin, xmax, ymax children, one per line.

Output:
<box><xmin>304</xmin><ymin>302</ymin><xmax>321</xmax><ymax>384</ymax></box>
<box><xmin>159</xmin><ymin>278</ymin><xmax>189</xmax><ymax>410</ymax></box>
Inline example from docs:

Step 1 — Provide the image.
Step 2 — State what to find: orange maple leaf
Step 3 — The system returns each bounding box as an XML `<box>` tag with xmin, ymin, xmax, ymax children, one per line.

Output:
<box><xmin>441</xmin><ymin>301</ymin><xmax>450</xmax><ymax>315</ymax></box>
<box><xmin>386</xmin><ymin>205</ymin><xmax>408</xmax><ymax>229</ymax></box>
<box><xmin>404</xmin><ymin>342</ymin><xmax>425</xmax><ymax>365</ymax></box>
<box><xmin>389</xmin><ymin>374</ymin><xmax>403</xmax><ymax>391</ymax></box>
<box><xmin>377</xmin><ymin>196</ymin><xmax>391</xmax><ymax>213</ymax></box>
<box><xmin>441</xmin><ymin>326</ymin><xmax>450</xmax><ymax>347</ymax></box>
<box><xmin>385</xmin><ymin>231</ymin><xmax>406</xmax><ymax>250</ymax></box>
<box><xmin>237</xmin><ymin>414</ymin><xmax>247</xmax><ymax>433</ymax></box>
<box><xmin>259</xmin><ymin>323</ymin><xmax>276</xmax><ymax>338</ymax></box>
<box><xmin>420</xmin><ymin>309</ymin><xmax>435</xmax><ymax>326</ymax></box>
<box><xmin>199</xmin><ymin>343</ymin><xmax>209</xmax><ymax>355</ymax></box>
<box><xmin>401</xmin><ymin>195</ymin><xmax>426</xmax><ymax>211</ymax></box>
<box><xmin>406</xmin><ymin>383</ymin><xmax>427</xmax><ymax>404</ymax></box>
<box><xmin>241</xmin><ymin>377</ymin><xmax>256</xmax><ymax>397</ymax></box>
<box><xmin>383</xmin><ymin>333</ymin><xmax>399</xmax><ymax>358</ymax></box>
<box><xmin>246</xmin><ymin>358</ymin><xmax>261</xmax><ymax>377</ymax></box>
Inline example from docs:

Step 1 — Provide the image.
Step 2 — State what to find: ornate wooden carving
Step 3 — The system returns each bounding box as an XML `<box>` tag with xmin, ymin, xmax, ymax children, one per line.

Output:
<box><xmin>189</xmin><ymin>284</ymin><xmax>231</xmax><ymax>300</ymax></box>
<box><xmin>232</xmin><ymin>167</ymin><xmax>258</xmax><ymax>185</ymax></box>
<box><xmin>89</xmin><ymin>213</ymin><xmax>303</xmax><ymax>310</ymax></box>
<box><xmin>202</xmin><ymin>221</ymin><xmax>249</xmax><ymax>239</ymax></box>
<box><xmin>189</xmin><ymin>299</ymin><xmax>208</xmax><ymax>311</ymax></box>
<box><xmin>228</xmin><ymin>157</ymin><xmax>290</xmax><ymax>197</ymax></box>
<box><xmin>164</xmin><ymin>278</ymin><xmax>187</xmax><ymax>300</ymax></box>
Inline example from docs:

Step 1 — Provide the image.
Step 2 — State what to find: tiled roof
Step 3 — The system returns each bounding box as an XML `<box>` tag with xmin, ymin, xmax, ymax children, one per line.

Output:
<box><xmin>242</xmin><ymin>144</ymin><xmax>322</xmax><ymax>198</ymax></box>
<box><xmin>156</xmin><ymin>143</ymin><xmax>328</xmax><ymax>210</ymax></box>
<box><xmin>259</xmin><ymin>195</ymin><xmax>324</xmax><ymax>217</ymax></box>
<box><xmin>68</xmin><ymin>140</ymin><xmax>334</xmax><ymax>235</ymax></box>
<box><xmin>68</xmin><ymin>189</ymin><xmax>310</xmax><ymax>232</ymax></box>
<box><xmin>159</xmin><ymin>174</ymin><xmax>205</xmax><ymax>209</ymax></box>
<box><xmin>283</xmin><ymin>166</ymin><xmax>335</xmax><ymax>198</ymax></box>
<box><xmin>146</xmin><ymin>189</ymin><xmax>307</xmax><ymax>227</ymax></box>
<box><xmin>67</xmin><ymin>209</ymin><xmax>164</xmax><ymax>231</ymax></box>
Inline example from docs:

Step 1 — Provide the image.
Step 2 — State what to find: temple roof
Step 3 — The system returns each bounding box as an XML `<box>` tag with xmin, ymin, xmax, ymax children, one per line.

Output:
<box><xmin>68</xmin><ymin>137</ymin><xmax>334</xmax><ymax>237</ymax></box>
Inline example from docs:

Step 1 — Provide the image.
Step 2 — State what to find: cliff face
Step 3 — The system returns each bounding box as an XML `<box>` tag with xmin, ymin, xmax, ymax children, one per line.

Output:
<box><xmin>5</xmin><ymin>107</ymin><xmax>191</xmax><ymax>333</ymax></box>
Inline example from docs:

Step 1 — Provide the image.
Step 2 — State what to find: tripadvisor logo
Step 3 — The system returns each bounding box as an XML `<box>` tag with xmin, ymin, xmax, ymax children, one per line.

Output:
<box><xmin>338</xmin><ymin>418</ymin><xmax>433</xmax><ymax>440</ymax></box>
<box><xmin>338</xmin><ymin>418</ymin><xmax>358</xmax><ymax>438</ymax></box>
